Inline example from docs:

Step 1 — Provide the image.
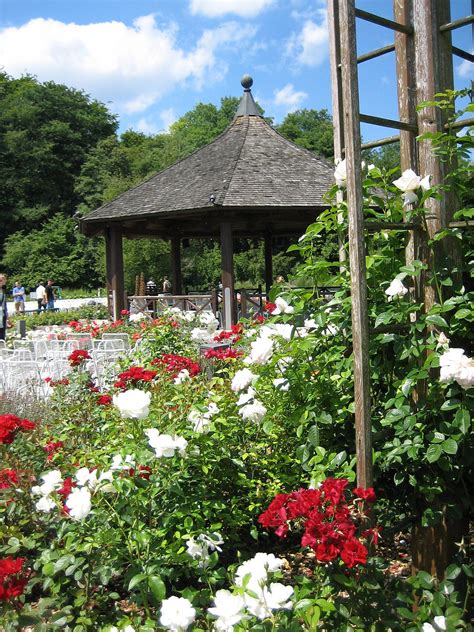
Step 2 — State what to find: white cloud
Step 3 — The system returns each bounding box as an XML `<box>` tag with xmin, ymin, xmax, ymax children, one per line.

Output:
<box><xmin>190</xmin><ymin>0</ymin><xmax>275</xmax><ymax>18</ymax></box>
<box><xmin>160</xmin><ymin>108</ymin><xmax>178</xmax><ymax>132</ymax></box>
<box><xmin>285</xmin><ymin>8</ymin><xmax>328</xmax><ymax>67</ymax></box>
<box><xmin>273</xmin><ymin>83</ymin><xmax>307</xmax><ymax>111</ymax></box>
<box><xmin>457</xmin><ymin>53</ymin><xmax>473</xmax><ymax>79</ymax></box>
<box><xmin>0</xmin><ymin>15</ymin><xmax>256</xmax><ymax>115</ymax></box>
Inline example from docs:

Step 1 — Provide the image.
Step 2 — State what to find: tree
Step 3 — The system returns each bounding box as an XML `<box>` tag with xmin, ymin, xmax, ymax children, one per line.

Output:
<box><xmin>0</xmin><ymin>72</ymin><xmax>117</xmax><ymax>255</ymax></box>
<box><xmin>1</xmin><ymin>214</ymin><xmax>102</xmax><ymax>290</ymax></box>
<box><xmin>275</xmin><ymin>109</ymin><xmax>334</xmax><ymax>158</ymax></box>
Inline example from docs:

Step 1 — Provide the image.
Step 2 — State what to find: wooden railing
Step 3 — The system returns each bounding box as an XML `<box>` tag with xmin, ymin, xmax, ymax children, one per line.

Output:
<box><xmin>128</xmin><ymin>294</ymin><xmax>217</xmax><ymax>316</ymax></box>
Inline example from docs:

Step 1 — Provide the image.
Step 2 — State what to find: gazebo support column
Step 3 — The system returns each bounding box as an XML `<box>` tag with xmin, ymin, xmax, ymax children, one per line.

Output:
<box><xmin>220</xmin><ymin>222</ymin><xmax>235</xmax><ymax>328</ymax></box>
<box><xmin>171</xmin><ymin>236</ymin><xmax>183</xmax><ymax>295</ymax></box>
<box><xmin>264</xmin><ymin>234</ymin><xmax>273</xmax><ymax>297</ymax></box>
<box><xmin>105</xmin><ymin>227</ymin><xmax>125</xmax><ymax>320</ymax></box>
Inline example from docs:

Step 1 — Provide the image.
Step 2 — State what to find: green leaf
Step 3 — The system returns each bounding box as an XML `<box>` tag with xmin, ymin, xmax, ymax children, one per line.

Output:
<box><xmin>441</xmin><ymin>438</ymin><xmax>457</xmax><ymax>455</ymax></box>
<box><xmin>426</xmin><ymin>444</ymin><xmax>442</xmax><ymax>463</ymax></box>
<box><xmin>307</xmin><ymin>425</ymin><xmax>319</xmax><ymax>447</ymax></box>
<box><xmin>445</xmin><ymin>564</ymin><xmax>461</xmax><ymax>580</ymax></box>
<box><xmin>42</xmin><ymin>561</ymin><xmax>56</xmax><ymax>577</ymax></box>
<box><xmin>454</xmin><ymin>308</ymin><xmax>472</xmax><ymax>320</ymax></box>
<box><xmin>148</xmin><ymin>575</ymin><xmax>166</xmax><ymax>601</ymax></box>
<box><xmin>262</xmin><ymin>420</ymin><xmax>275</xmax><ymax>435</ymax></box>
<box><xmin>128</xmin><ymin>573</ymin><xmax>147</xmax><ymax>591</ymax></box>
<box><xmin>454</xmin><ymin>409</ymin><xmax>470</xmax><ymax>434</ymax></box>
<box><xmin>425</xmin><ymin>314</ymin><xmax>448</xmax><ymax>328</ymax></box>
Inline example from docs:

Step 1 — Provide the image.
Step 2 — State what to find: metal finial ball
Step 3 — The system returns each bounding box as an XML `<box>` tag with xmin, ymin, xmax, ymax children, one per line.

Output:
<box><xmin>241</xmin><ymin>74</ymin><xmax>253</xmax><ymax>90</ymax></box>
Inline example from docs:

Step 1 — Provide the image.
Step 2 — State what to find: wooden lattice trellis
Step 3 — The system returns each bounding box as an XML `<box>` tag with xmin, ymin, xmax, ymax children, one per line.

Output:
<box><xmin>327</xmin><ymin>0</ymin><xmax>473</xmax><ymax>576</ymax></box>
<box><xmin>328</xmin><ymin>0</ymin><xmax>473</xmax><ymax>486</ymax></box>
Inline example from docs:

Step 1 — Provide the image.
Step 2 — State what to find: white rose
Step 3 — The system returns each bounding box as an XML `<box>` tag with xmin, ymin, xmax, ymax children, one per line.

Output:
<box><xmin>235</xmin><ymin>553</ymin><xmax>283</xmax><ymax>593</ymax></box>
<box><xmin>244</xmin><ymin>336</ymin><xmax>274</xmax><ymax>365</ymax></box>
<box><xmin>35</xmin><ymin>470</ymin><xmax>63</xmax><ymax>496</ymax></box>
<box><xmin>174</xmin><ymin>369</ymin><xmax>190</xmax><ymax>385</ymax></box>
<box><xmin>273</xmin><ymin>378</ymin><xmax>290</xmax><ymax>391</ymax></box>
<box><xmin>113</xmin><ymin>389</ymin><xmax>151</xmax><ymax>419</ymax></box>
<box><xmin>208</xmin><ymin>590</ymin><xmax>246</xmax><ymax>630</ymax></box>
<box><xmin>393</xmin><ymin>168</ymin><xmax>421</xmax><ymax>192</ymax></box>
<box><xmin>236</xmin><ymin>387</ymin><xmax>256</xmax><ymax>407</ymax></box>
<box><xmin>385</xmin><ymin>278</ymin><xmax>408</xmax><ymax>301</ymax></box>
<box><xmin>145</xmin><ymin>429</ymin><xmax>187</xmax><ymax>458</ymax></box>
<box><xmin>246</xmin><ymin>582</ymin><xmax>294</xmax><ymax>620</ymax></box>
<box><xmin>160</xmin><ymin>596</ymin><xmax>196</xmax><ymax>632</ymax></box>
<box><xmin>35</xmin><ymin>495</ymin><xmax>56</xmax><ymax>513</ymax></box>
<box><xmin>272</xmin><ymin>297</ymin><xmax>294</xmax><ymax>315</ymax></box>
<box><xmin>239</xmin><ymin>400</ymin><xmax>267</xmax><ymax>423</ymax></box>
<box><xmin>334</xmin><ymin>158</ymin><xmax>347</xmax><ymax>187</ymax></box>
<box><xmin>65</xmin><ymin>487</ymin><xmax>92</xmax><ymax>521</ymax></box>
<box><xmin>231</xmin><ymin>368</ymin><xmax>257</xmax><ymax>392</ymax></box>
<box><xmin>402</xmin><ymin>190</ymin><xmax>419</xmax><ymax>206</ymax></box>
<box><xmin>439</xmin><ymin>348</ymin><xmax>474</xmax><ymax>390</ymax></box>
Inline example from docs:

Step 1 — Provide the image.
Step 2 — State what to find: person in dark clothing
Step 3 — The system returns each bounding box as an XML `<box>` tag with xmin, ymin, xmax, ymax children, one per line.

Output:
<box><xmin>45</xmin><ymin>280</ymin><xmax>55</xmax><ymax>310</ymax></box>
<box><xmin>0</xmin><ymin>273</ymin><xmax>10</xmax><ymax>341</ymax></box>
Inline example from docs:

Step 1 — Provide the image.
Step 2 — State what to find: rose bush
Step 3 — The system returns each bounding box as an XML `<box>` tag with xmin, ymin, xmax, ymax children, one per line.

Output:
<box><xmin>0</xmin><ymin>91</ymin><xmax>471</xmax><ymax>630</ymax></box>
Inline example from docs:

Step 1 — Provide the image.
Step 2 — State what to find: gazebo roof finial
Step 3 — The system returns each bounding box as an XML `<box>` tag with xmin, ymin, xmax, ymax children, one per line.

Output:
<box><xmin>235</xmin><ymin>73</ymin><xmax>261</xmax><ymax>118</ymax></box>
<box><xmin>241</xmin><ymin>74</ymin><xmax>253</xmax><ymax>91</ymax></box>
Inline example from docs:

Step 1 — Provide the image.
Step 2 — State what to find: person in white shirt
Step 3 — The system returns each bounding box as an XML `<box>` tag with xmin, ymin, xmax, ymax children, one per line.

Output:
<box><xmin>36</xmin><ymin>282</ymin><xmax>46</xmax><ymax>312</ymax></box>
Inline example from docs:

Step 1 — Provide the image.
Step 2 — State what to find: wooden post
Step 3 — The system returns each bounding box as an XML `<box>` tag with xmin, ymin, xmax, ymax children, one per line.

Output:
<box><xmin>411</xmin><ymin>0</ymin><xmax>465</xmax><ymax>579</ymax></box>
<box><xmin>240</xmin><ymin>289</ymin><xmax>248</xmax><ymax>318</ymax></box>
<box><xmin>105</xmin><ymin>226</ymin><xmax>125</xmax><ymax>320</ymax></box>
<box><xmin>339</xmin><ymin>0</ymin><xmax>373</xmax><ymax>488</ymax></box>
<box><xmin>171</xmin><ymin>236</ymin><xmax>183</xmax><ymax>296</ymax></box>
<box><xmin>413</xmin><ymin>0</ymin><xmax>460</xmax><ymax>310</ymax></box>
<box><xmin>264</xmin><ymin>233</ymin><xmax>273</xmax><ymax>296</ymax></box>
<box><xmin>220</xmin><ymin>222</ymin><xmax>235</xmax><ymax>328</ymax></box>
<box><xmin>328</xmin><ymin>0</ymin><xmax>348</xmax><ymax>266</ymax></box>
<box><xmin>394</xmin><ymin>0</ymin><xmax>424</xmax><ymax>299</ymax></box>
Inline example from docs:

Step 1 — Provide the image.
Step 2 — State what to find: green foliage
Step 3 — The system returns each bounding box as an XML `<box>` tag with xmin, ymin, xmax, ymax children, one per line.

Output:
<box><xmin>7</xmin><ymin>303</ymin><xmax>109</xmax><ymax>330</ymax></box>
<box><xmin>1</xmin><ymin>214</ymin><xmax>103</xmax><ymax>289</ymax></box>
<box><xmin>275</xmin><ymin>109</ymin><xmax>334</xmax><ymax>158</ymax></box>
<box><xmin>0</xmin><ymin>72</ymin><xmax>117</xmax><ymax>255</ymax></box>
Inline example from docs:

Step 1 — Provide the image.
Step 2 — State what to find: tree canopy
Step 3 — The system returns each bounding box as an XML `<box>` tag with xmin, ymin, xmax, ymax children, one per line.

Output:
<box><xmin>0</xmin><ymin>74</ymin><xmax>340</xmax><ymax>291</ymax></box>
<box><xmin>0</xmin><ymin>72</ymin><xmax>117</xmax><ymax>255</ymax></box>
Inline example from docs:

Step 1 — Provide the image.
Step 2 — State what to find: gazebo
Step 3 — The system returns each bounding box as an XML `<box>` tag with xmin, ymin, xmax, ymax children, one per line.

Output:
<box><xmin>80</xmin><ymin>75</ymin><xmax>335</xmax><ymax>326</ymax></box>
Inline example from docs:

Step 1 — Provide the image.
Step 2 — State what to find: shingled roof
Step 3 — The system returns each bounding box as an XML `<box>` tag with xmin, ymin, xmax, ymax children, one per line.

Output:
<box><xmin>82</xmin><ymin>77</ymin><xmax>334</xmax><ymax>234</ymax></box>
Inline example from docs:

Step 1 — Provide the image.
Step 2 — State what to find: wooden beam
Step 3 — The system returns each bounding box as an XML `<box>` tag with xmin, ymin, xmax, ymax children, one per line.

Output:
<box><xmin>356</xmin><ymin>43</ymin><xmax>396</xmax><ymax>64</ymax></box>
<box><xmin>171</xmin><ymin>236</ymin><xmax>183</xmax><ymax>295</ymax></box>
<box><xmin>355</xmin><ymin>7</ymin><xmax>413</xmax><ymax>34</ymax></box>
<box><xmin>361</xmin><ymin>134</ymin><xmax>400</xmax><ymax>150</ymax></box>
<box><xmin>220</xmin><ymin>222</ymin><xmax>235</xmax><ymax>328</ymax></box>
<box><xmin>105</xmin><ymin>227</ymin><xmax>125</xmax><ymax>320</ymax></box>
<box><xmin>340</xmin><ymin>0</ymin><xmax>373</xmax><ymax>488</ymax></box>
<box><xmin>359</xmin><ymin>113</ymin><xmax>417</xmax><ymax>132</ymax></box>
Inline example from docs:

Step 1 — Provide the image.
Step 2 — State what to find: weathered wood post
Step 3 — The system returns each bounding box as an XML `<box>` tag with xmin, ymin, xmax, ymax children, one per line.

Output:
<box><xmin>220</xmin><ymin>222</ymin><xmax>235</xmax><ymax>328</ymax></box>
<box><xmin>105</xmin><ymin>226</ymin><xmax>125</xmax><ymax>321</ymax></box>
<box><xmin>339</xmin><ymin>0</ymin><xmax>373</xmax><ymax>488</ymax></box>
<box><xmin>264</xmin><ymin>233</ymin><xmax>273</xmax><ymax>296</ymax></box>
<box><xmin>171</xmin><ymin>235</ymin><xmax>183</xmax><ymax>296</ymax></box>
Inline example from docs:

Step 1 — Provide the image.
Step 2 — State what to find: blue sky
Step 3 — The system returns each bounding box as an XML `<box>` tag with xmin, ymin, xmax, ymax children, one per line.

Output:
<box><xmin>0</xmin><ymin>0</ymin><xmax>472</xmax><ymax>142</ymax></box>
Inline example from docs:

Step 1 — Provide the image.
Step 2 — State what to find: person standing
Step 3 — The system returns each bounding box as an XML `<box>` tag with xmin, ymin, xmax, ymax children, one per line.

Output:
<box><xmin>12</xmin><ymin>281</ymin><xmax>25</xmax><ymax>313</ymax></box>
<box><xmin>0</xmin><ymin>273</ymin><xmax>10</xmax><ymax>341</ymax></box>
<box><xmin>45</xmin><ymin>280</ymin><xmax>55</xmax><ymax>310</ymax></box>
<box><xmin>162</xmin><ymin>276</ymin><xmax>172</xmax><ymax>293</ymax></box>
<box><xmin>36</xmin><ymin>281</ymin><xmax>46</xmax><ymax>312</ymax></box>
